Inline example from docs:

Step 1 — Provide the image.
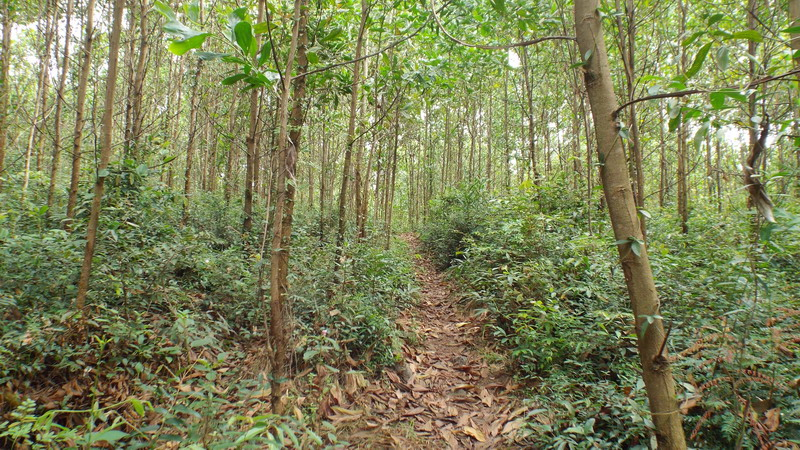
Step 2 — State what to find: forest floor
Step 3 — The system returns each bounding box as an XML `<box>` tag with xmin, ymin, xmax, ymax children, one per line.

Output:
<box><xmin>335</xmin><ymin>234</ymin><xmax>525</xmax><ymax>448</ymax></box>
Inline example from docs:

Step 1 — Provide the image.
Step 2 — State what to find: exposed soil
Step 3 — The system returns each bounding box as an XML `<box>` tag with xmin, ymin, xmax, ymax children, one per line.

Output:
<box><xmin>334</xmin><ymin>234</ymin><xmax>525</xmax><ymax>448</ymax></box>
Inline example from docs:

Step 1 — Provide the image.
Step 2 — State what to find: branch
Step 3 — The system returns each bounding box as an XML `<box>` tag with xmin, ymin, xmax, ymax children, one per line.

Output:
<box><xmin>613</xmin><ymin>67</ymin><xmax>800</xmax><ymax>118</ymax></box>
<box><xmin>294</xmin><ymin>16</ymin><xmax>432</xmax><ymax>80</ymax></box>
<box><xmin>348</xmin><ymin>85</ymin><xmax>407</xmax><ymax>146</ymax></box>
<box><xmin>743</xmin><ymin>118</ymin><xmax>775</xmax><ymax>223</ymax></box>
<box><xmin>429</xmin><ymin>0</ymin><xmax>575</xmax><ymax>50</ymax></box>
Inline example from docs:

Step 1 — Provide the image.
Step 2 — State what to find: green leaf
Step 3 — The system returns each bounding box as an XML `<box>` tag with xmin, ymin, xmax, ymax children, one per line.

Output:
<box><xmin>716</xmin><ymin>45</ymin><xmax>729</xmax><ymax>71</ymax></box>
<box><xmin>630</xmin><ymin>239</ymin><xmax>642</xmax><ymax>257</ymax></box>
<box><xmin>489</xmin><ymin>0</ymin><xmax>506</xmax><ymax>15</ymax></box>
<box><xmin>668</xmin><ymin>114</ymin><xmax>681</xmax><ymax>132</ymax></box>
<box><xmin>322</xmin><ymin>27</ymin><xmax>344</xmax><ymax>42</ymax></box>
<box><xmin>681</xmin><ymin>31</ymin><xmax>705</xmax><ymax>47</ymax></box>
<box><xmin>184</xmin><ymin>1</ymin><xmax>200</xmax><ymax>23</ymax></box>
<box><xmin>693</xmin><ymin>121</ymin><xmax>710</xmax><ymax>150</ymax></box>
<box><xmin>234</xmin><ymin>21</ymin><xmax>254</xmax><ymax>56</ymax></box>
<box><xmin>706</xmin><ymin>13</ymin><xmax>725</xmax><ymax>26</ymax></box>
<box><xmin>197</xmin><ymin>51</ymin><xmax>229</xmax><ymax>61</ymax></box>
<box><xmin>98</xmin><ymin>168</ymin><xmax>110</xmax><ymax>177</ymax></box>
<box><xmin>685</xmin><ymin>42</ymin><xmax>712</xmax><ymax>78</ymax></box>
<box><xmin>168</xmin><ymin>33</ymin><xmax>210</xmax><ymax>56</ymax></box>
<box><xmin>709</xmin><ymin>91</ymin><xmax>726</xmax><ymax>109</ymax></box>
<box><xmin>729</xmin><ymin>30</ymin><xmax>763</xmax><ymax>42</ymax></box>
<box><xmin>781</xmin><ymin>26</ymin><xmax>800</xmax><ymax>34</ymax></box>
<box><xmin>257</xmin><ymin>42</ymin><xmax>273</xmax><ymax>67</ymax></box>
<box><xmin>307</xmin><ymin>51</ymin><xmax>319</xmax><ymax>65</ymax></box>
<box><xmin>153</xmin><ymin>0</ymin><xmax>176</xmax><ymax>21</ymax></box>
<box><xmin>253</xmin><ymin>22</ymin><xmax>270</xmax><ymax>34</ymax></box>
<box><xmin>88</xmin><ymin>429</ymin><xmax>128</xmax><ymax>444</ymax></box>
<box><xmin>222</xmin><ymin>73</ymin><xmax>247</xmax><ymax>85</ymax></box>
<box><xmin>130</xmin><ymin>398</ymin><xmax>145</xmax><ymax>416</ymax></box>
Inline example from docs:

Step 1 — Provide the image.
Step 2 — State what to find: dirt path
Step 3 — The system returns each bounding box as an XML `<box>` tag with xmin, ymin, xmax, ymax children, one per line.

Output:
<box><xmin>336</xmin><ymin>234</ymin><xmax>524</xmax><ymax>448</ymax></box>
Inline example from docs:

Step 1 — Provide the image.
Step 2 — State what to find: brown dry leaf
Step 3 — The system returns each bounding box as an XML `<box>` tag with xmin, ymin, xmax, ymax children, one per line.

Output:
<box><xmin>386</xmin><ymin>370</ymin><xmax>402</xmax><ymax>384</ymax></box>
<box><xmin>679</xmin><ymin>395</ymin><xmax>700</xmax><ymax>414</ymax></box>
<box><xmin>446</xmin><ymin>405</ymin><xmax>459</xmax><ymax>417</ymax></box>
<box><xmin>479</xmin><ymin>388</ymin><xmax>493</xmax><ymax>407</ymax></box>
<box><xmin>402</xmin><ymin>406</ymin><xmax>426</xmax><ymax>416</ymax></box>
<box><xmin>344</xmin><ymin>372</ymin><xmax>367</xmax><ymax>396</ymax></box>
<box><xmin>502</xmin><ymin>419</ymin><xmax>525</xmax><ymax>435</ymax></box>
<box><xmin>293</xmin><ymin>406</ymin><xmax>304</xmax><ymax>421</ymax></box>
<box><xmin>764</xmin><ymin>408</ymin><xmax>780</xmax><ymax>432</ymax></box>
<box><xmin>451</xmin><ymin>384</ymin><xmax>476</xmax><ymax>391</ymax></box>
<box><xmin>331</xmin><ymin>406</ymin><xmax>362</xmax><ymax>416</ymax></box>
<box><xmin>442</xmin><ymin>430</ymin><xmax>459</xmax><ymax>449</ymax></box>
<box><xmin>330</xmin><ymin>384</ymin><xmax>345</xmax><ymax>405</ymax></box>
<box><xmin>417</xmin><ymin>420</ymin><xmax>434</xmax><ymax>432</ymax></box>
<box><xmin>463</xmin><ymin>425</ymin><xmax>487</xmax><ymax>442</ymax></box>
<box><xmin>455</xmin><ymin>322</ymin><xmax>470</xmax><ymax>328</ymax></box>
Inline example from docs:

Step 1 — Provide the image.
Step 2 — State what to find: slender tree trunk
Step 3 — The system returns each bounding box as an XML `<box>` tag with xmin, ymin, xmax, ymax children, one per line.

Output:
<box><xmin>181</xmin><ymin>60</ymin><xmax>203</xmax><ymax>225</ymax></box>
<box><xmin>243</xmin><ymin>1</ymin><xmax>266</xmax><ymax>231</ymax></box>
<box><xmin>0</xmin><ymin>0</ymin><xmax>12</xmax><ymax>191</ymax></box>
<box><xmin>335</xmin><ymin>0</ymin><xmax>369</xmax><ymax>257</ymax></box>
<box><xmin>129</xmin><ymin>0</ymin><xmax>150</xmax><ymax>157</ymax></box>
<box><xmin>269</xmin><ymin>0</ymin><xmax>308</xmax><ymax>415</ymax></box>
<box><xmin>35</xmin><ymin>0</ymin><xmax>57</xmax><ymax>174</ymax></box>
<box><xmin>75</xmin><ymin>0</ymin><xmax>125</xmax><ymax>312</ymax></box>
<box><xmin>574</xmin><ymin>1</ymin><xmax>686</xmax><ymax>447</ymax></box>
<box><xmin>23</xmin><ymin>0</ymin><xmax>55</xmax><ymax>196</ymax></box>
<box><xmin>791</xmin><ymin>0</ymin><xmax>800</xmax><ymax>74</ymax></box>
<box><xmin>47</xmin><ymin>0</ymin><xmax>75</xmax><ymax>213</ymax></box>
<box><xmin>65</xmin><ymin>0</ymin><xmax>96</xmax><ymax>225</ymax></box>
<box><xmin>520</xmin><ymin>48</ymin><xmax>537</xmax><ymax>182</ymax></box>
<box><xmin>384</xmin><ymin>99</ymin><xmax>400</xmax><ymax>249</ymax></box>
<box><xmin>223</xmin><ymin>93</ymin><xmax>238</xmax><ymax>203</ymax></box>
<box><xmin>677</xmin><ymin>0</ymin><xmax>689</xmax><ymax>233</ymax></box>
<box><xmin>658</xmin><ymin>101</ymin><xmax>666</xmax><ymax>207</ymax></box>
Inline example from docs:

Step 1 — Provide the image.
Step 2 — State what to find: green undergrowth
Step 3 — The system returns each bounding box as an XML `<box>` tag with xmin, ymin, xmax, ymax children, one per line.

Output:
<box><xmin>0</xmin><ymin>160</ymin><xmax>418</xmax><ymax>448</ymax></box>
<box><xmin>421</xmin><ymin>181</ymin><xmax>800</xmax><ymax>449</ymax></box>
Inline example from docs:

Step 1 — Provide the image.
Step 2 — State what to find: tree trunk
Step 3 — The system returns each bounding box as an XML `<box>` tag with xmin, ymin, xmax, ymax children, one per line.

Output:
<box><xmin>23</xmin><ymin>0</ymin><xmax>55</xmax><ymax>196</ymax></box>
<box><xmin>792</xmin><ymin>0</ymin><xmax>800</xmax><ymax>74</ymax></box>
<box><xmin>75</xmin><ymin>0</ymin><xmax>125</xmax><ymax>312</ymax></box>
<box><xmin>384</xmin><ymin>99</ymin><xmax>400</xmax><ymax>250</ymax></box>
<box><xmin>129</xmin><ymin>0</ymin><xmax>150</xmax><ymax>158</ymax></box>
<box><xmin>269</xmin><ymin>0</ymin><xmax>309</xmax><ymax>415</ymax></box>
<box><xmin>573</xmin><ymin>1</ymin><xmax>686</xmax><ymax>447</ymax></box>
<box><xmin>0</xmin><ymin>0</ymin><xmax>12</xmax><ymax>192</ymax></box>
<box><xmin>181</xmin><ymin>60</ymin><xmax>203</xmax><ymax>225</ymax></box>
<box><xmin>335</xmin><ymin>0</ymin><xmax>369</xmax><ymax>257</ymax></box>
<box><xmin>224</xmin><ymin>92</ymin><xmax>238</xmax><ymax>203</ymax></box>
<box><xmin>65</xmin><ymin>0</ymin><xmax>96</xmax><ymax>225</ymax></box>
<box><xmin>47</xmin><ymin>0</ymin><xmax>75</xmax><ymax>213</ymax></box>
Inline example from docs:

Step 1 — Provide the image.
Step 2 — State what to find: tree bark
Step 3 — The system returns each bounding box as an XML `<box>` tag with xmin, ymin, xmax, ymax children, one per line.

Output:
<box><xmin>181</xmin><ymin>60</ymin><xmax>203</xmax><ymax>225</ymax></box>
<box><xmin>335</xmin><ymin>0</ymin><xmax>369</xmax><ymax>259</ymax></box>
<box><xmin>75</xmin><ymin>0</ymin><xmax>125</xmax><ymax>312</ymax></box>
<box><xmin>573</xmin><ymin>1</ymin><xmax>686</xmax><ymax>447</ymax></box>
<box><xmin>23</xmin><ymin>0</ymin><xmax>55</xmax><ymax>196</ymax></box>
<box><xmin>65</xmin><ymin>0</ymin><xmax>97</xmax><ymax>225</ymax></box>
<box><xmin>0</xmin><ymin>0</ymin><xmax>12</xmax><ymax>192</ymax></box>
<box><xmin>47</xmin><ymin>0</ymin><xmax>75</xmax><ymax>213</ymax></box>
<box><xmin>269</xmin><ymin>0</ymin><xmax>309</xmax><ymax>415</ymax></box>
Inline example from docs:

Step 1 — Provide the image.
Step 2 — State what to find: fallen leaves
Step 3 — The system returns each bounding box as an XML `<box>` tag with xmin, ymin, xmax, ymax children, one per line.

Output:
<box><xmin>335</xmin><ymin>234</ymin><xmax>520</xmax><ymax>448</ymax></box>
<box><xmin>463</xmin><ymin>425</ymin><xmax>487</xmax><ymax>442</ymax></box>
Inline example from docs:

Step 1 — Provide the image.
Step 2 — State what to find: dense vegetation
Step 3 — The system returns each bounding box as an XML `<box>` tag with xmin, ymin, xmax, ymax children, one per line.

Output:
<box><xmin>422</xmin><ymin>181</ymin><xmax>800</xmax><ymax>447</ymax></box>
<box><xmin>1</xmin><ymin>0</ymin><xmax>799</xmax><ymax>447</ymax></box>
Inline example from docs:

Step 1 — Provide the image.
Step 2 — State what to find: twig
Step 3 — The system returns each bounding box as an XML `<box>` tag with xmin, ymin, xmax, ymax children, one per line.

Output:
<box><xmin>612</xmin><ymin>67</ymin><xmax>800</xmax><ymax>118</ymax></box>
<box><xmin>429</xmin><ymin>0</ymin><xmax>575</xmax><ymax>50</ymax></box>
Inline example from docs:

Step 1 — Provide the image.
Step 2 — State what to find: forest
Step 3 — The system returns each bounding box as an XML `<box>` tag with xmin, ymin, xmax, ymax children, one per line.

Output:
<box><xmin>0</xmin><ymin>0</ymin><xmax>799</xmax><ymax>447</ymax></box>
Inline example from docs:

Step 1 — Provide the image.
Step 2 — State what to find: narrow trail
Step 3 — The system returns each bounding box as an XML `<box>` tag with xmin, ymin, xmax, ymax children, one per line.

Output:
<box><xmin>337</xmin><ymin>234</ymin><xmax>524</xmax><ymax>448</ymax></box>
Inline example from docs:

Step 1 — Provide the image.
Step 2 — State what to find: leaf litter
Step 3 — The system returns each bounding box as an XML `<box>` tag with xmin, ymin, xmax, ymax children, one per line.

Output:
<box><xmin>335</xmin><ymin>234</ymin><xmax>528</xmax><ymax>448</ymax></box>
